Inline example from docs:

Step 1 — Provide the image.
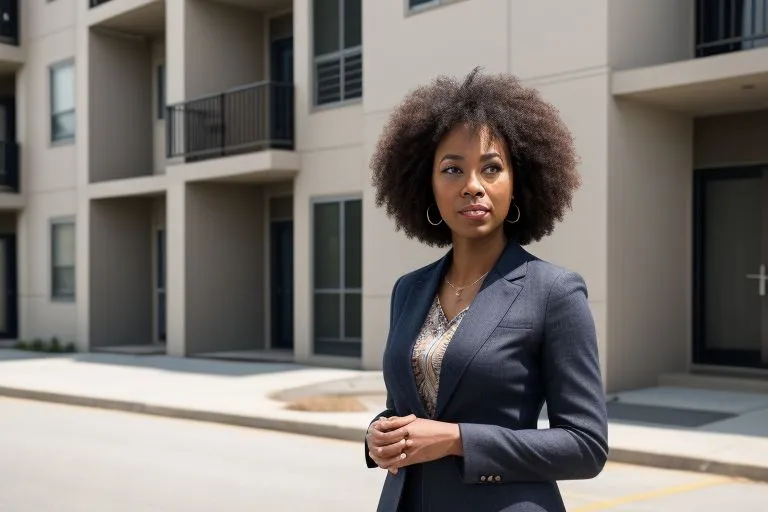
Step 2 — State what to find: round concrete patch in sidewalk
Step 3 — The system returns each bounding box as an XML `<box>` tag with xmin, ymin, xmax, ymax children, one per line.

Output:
<box><xmin>284</xmin><ymin>395</ymin><xmax>368</xmax><ymax>412</ymax></box>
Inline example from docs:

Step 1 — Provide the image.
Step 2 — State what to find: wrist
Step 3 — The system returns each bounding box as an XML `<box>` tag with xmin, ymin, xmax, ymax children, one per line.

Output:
<box><xmin>448</xmin><ymin>423</ymin><xmax>463</xmax><ymax>457</ymax></box>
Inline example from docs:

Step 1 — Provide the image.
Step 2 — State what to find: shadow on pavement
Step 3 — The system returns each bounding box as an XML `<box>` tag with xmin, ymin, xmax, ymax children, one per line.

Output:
<box><xmin>0</xmin><ymin>349</ymin><xmax>306</xmax><ymax>378</ymax></box>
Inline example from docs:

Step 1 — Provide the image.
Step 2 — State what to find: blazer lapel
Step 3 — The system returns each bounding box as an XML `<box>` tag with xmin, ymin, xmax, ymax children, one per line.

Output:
<box><xmin>434</xmin><ymin>242</ymin><xmax>530</xmax><ymax>418</ymax></box>
<box><xmin>390</xmin><ymin>253</ymin><xmax>451</xmax><ymax>418</ymax></box>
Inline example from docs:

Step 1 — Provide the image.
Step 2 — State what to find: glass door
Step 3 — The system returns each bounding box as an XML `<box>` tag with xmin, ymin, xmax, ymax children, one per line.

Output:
<box><xmin>693</xmin><ymin>166</ymin><xmax>768</xmax><ymax>368</ymax></box>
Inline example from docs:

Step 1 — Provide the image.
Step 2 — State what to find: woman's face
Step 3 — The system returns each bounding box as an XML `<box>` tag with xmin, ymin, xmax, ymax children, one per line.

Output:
<box><xmin>432</xmin><ymin>124</ymin><xmax>514</xmax><ymax>242</ymax></box>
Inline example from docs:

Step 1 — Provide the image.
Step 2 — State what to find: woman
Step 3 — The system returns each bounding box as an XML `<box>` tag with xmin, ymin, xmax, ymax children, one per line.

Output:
<box><xmin>364</xmin><ymin>68</ymin><xmax>608</xmax><ymax>512</ymax></box>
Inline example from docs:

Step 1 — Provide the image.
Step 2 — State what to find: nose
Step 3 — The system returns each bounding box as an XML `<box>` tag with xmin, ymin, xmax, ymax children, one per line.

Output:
<box><xmin>462</xmin><ymin>171</ymin><xmax>485</xmax><ymax>198</ymax></box>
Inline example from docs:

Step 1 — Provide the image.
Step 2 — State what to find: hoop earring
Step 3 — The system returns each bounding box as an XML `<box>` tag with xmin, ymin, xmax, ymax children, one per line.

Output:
<box><xmin>426</xmin><ymin>204</ymin><xmax>443</xmax><ymax>226</ymax></box>
<box><xmin>505</xmin><ymin>204</ymin><xmax>521</xmax><ymax>224</ymax></box>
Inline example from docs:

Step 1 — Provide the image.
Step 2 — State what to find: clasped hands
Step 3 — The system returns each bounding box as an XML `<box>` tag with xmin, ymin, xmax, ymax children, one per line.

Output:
<box><xmin>366</xmin><ymin>414</ymin><xmax>463</xmax><ymax>475</ymax></box>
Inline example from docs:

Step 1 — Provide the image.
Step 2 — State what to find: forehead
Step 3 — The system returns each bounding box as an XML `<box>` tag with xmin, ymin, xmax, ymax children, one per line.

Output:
<box><xmin>436</xmin><ymin>124</ymin><xmax>507</xmax><ymax>156</ymax></box>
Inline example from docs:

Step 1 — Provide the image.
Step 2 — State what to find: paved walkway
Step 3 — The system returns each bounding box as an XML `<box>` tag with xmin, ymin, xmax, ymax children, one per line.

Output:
<box><xmin>1</xmin><ymin>349</ymin><xmax>767</xmax><ymax>483</ymax></box>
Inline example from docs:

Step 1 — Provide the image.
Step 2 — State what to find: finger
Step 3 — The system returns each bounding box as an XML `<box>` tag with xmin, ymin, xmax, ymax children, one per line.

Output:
<box><xmin>368</xmin><ymin>429</ymin><xmax>404</xmax><ymax>448</ymax></box>
<box><xmin>377</xmin><ymin>425</ymin><xmax>414</xmax><ymax>445</ymax></box>
<box><xmin>379</xmin><ymin>451</ymin><xmax>408</xmax><ymax>469</ymax></box>
<box><xmin>372</xmin><ymin>438</ymin><xmax>411</xmax><ymax>460</ymax></box>
<box><xmin>379</xmin><ymin>414</ymin><xmax>417</xmax><ymax>431</ymax></box>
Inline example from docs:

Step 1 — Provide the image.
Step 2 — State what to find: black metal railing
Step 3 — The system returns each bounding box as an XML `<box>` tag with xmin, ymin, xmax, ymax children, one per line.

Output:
<box><xmin>0</xmin><ymin>0</ymin><xmax>19</xmax><ymax>45</ymax></box>
<box><xmin>89</xmin><ymin>0</ymin><xmax>115</xmax><ymax>7</ymax></box>
<box><xmin>166</xmin><ymin>81</ymin><xmax>294</xmax><ymax>162</ymax></box>
<box><xmin>0</xmin><ymin>141</ymin><xmax>19</xmax><ymax>191</ymax></box>
<box><xmin>696</xmin><ymin>0</ymin><xmax>768</xmax><ymax>57</ymax></box>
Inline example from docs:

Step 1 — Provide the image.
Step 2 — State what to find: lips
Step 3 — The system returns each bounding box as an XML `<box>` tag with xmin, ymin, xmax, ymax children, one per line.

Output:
<box><xmin>458</xmin><ymin>204</ymin><xmax>490</xmax><ymax>219</ymax></box>
<box><xmin>459</xmin><ymin>205</ymin><xmax>490</xmax><ymax>213</ymax></box>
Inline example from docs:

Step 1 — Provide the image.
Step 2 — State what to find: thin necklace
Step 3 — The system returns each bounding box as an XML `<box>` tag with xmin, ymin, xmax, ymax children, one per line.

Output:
<box><xmin>445</xmin><ymin>271</ymin><xmax>490</xmax><ymax>297</ymax></box>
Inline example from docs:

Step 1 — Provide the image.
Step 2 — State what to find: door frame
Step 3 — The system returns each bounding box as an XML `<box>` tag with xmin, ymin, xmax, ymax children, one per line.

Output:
<box><xmin>692</xmin><ymin>165</ymin><xmax>768</xmax><ymax>369</ymax></box>
<box><xmin>264</xmin><ymin>192</ymin><xmax>294</xmax><ymax>351</ymax></box>
<box><xmin>0</xmin><ymin>233</ymin><xmax>17</xmax><ymax>339</ymax></box>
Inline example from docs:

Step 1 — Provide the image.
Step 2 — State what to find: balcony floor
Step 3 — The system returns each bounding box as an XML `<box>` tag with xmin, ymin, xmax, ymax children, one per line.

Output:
<box><xmin>613</xmin><ymin>47</ymin><xmax>768</xmax><ymax>116</ymax></box>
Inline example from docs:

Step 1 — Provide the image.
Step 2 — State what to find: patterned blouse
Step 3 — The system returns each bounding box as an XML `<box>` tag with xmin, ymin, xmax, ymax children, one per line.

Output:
<box><xmin>411</xmin><ymin>295</ymin><xmax>469</xmax><ymax>418</ymax></box>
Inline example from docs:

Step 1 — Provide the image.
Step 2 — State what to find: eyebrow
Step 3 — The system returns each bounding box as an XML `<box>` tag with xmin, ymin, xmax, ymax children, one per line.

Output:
<box><xmin>440</xmin><ymin>152</ymin><xmax>503</xmax><ymax>163</ymax></box>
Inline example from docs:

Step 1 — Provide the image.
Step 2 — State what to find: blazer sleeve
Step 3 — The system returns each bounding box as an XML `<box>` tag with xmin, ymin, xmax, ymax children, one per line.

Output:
<box><xmin>364</xmin><ymin>276</ymin><xmax>403</xmax><ymax>469</ymax></box>
<box><xmin>457</xmin><ymin>270</ymin><xmax>609</xmax><ymax>482</ymax></box>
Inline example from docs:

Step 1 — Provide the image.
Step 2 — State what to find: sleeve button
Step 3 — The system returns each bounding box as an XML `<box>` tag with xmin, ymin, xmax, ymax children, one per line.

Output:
<box><xmin>480</xmin><ymin>476</ymin><xmax>487</xmax><ymax>482</ymax></box>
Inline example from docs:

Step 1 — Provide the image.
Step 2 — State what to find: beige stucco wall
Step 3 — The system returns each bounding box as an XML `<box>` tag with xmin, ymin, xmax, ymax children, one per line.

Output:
<box><xmin>184</xmin><ymin>0</ymin><xmax>265</xmax><ymax>100</ymax></box>
<box><xmin>89</xmin><ymin>198</ymin><xmax>153</xmax><ymax>347</ymax></box>
<box><xmin>88</xmin><ymin>29</ymin><xmax>153</xmax><ymax>183</ymax></box>
<box><xmin>18</xmin><ymin>1</ymin><xmax>78</xmax><ymax>344</ymax></box>
<box><xmin>510</xmin><ymin>0</ymin><xmax>608</xmax><ymax>81</ymax></box>
<box><xmin>608</xmin><ymin>0</ymin><xmax>694</xmax><ymax>70</ymax></box>
<box><xmin>185</xmin><ymin>183</ymin><xmax>265</xmax><ymax>354</ymax></box>
<box><xmin>606</xmin><ymin>101</ymin><xmax>693</xmax><ymax>392</ymax></box>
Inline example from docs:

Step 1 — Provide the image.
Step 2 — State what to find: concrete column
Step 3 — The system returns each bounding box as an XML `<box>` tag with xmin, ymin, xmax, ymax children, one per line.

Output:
<box><xmin>15</xmin><ymin>62</ymin><xmax>28</xmax><ymax>341</ymax></box>
<box><xmin>166</xmin><ymin>181</ymin><xmax>186</xmax><ymax>356</ymax></box>
<box><xmin>75</xmin><ymin>0</ymin><xmax>91</xmax><ymax>351</ymax></box>
<box><xmin>165</xmin><ymin>0</ymin><xmax>186</xmax><ymax>105</ymax></box>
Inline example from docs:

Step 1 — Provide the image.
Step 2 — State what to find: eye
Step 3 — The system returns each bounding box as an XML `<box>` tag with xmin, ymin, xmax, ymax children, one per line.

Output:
<box><xmin>442</xmin><ymin>166</ymin><xmax>462</xmax><ymax>174</ymax></box>
<box><xmin>483</xmin><ymin>164</ymin><xmax>502</xmax><ymax>174</ymax></box>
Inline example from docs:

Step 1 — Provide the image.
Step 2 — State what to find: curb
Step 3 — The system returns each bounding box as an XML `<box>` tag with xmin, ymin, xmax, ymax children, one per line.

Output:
<box><xmin>2</xmin><ymin>385</ymin><xmax>767</xmax><ymax>483</ymax></box>
<box><xmin>608</xmin><ymin>447</ymin><xmax>768</xmax><ymax>483</ymax></box>
<box><xmin>0</xmin><ymin>386</ymin><xmax>366</xmax><ymax>443</ymax></box>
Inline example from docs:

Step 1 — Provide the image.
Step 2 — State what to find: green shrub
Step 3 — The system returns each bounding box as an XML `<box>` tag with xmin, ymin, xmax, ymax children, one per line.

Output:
<box><xmin>49</xmin><ymin>337</ymin><xmax>61</xmax><ymax>353</ymax></box>
<box><xmin>31</xmin><ymin>339</ymin><xmax>44</xmax><ymax>351</ymax></box>
<box><xmin>14</xmin><ymin>340</ymin><xmax>27</xmax><ymax>350</ymax></box>
<box><xmin>64</xmin><ymin>342</ymin><xmax>76</xmax><ymax>353</ymax></box>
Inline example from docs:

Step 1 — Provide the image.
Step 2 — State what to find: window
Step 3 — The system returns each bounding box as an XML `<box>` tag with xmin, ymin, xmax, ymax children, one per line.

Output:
<box><xmin>313</xmin><ymin>198</ymin><xmax>362</xmax><ymax>357</ymax></box>
<box><xmin>50</xmin><ymin>60</ymin><xmax>75</xmax><ymax>142</ymax></box>
<box><xmin>157</xmin><ymin>64</ymin><xmax>165</xmax><ymax>120</ymax></box>
<box><xmin>313</xmin><ymin>0</ymin><xmax>362</xmax><ymax>105</ymax></box>
<box><xmin>51</xmin><ymin>220</ymin><xmax>75</xmax><ymax>300</ymax></box>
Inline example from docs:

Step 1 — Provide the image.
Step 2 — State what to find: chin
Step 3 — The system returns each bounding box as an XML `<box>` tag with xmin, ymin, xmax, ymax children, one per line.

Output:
<box><xmin>452</xmin><ymin>225</ymin><xmax>503</xmax><ymax>241</ymax></box>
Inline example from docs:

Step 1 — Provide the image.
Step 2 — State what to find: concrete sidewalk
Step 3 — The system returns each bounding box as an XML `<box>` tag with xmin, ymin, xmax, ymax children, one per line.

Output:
<box><xmin>1</xmin><ymin>349</ymin><xmax>768</xmax><ymax>483</ymax></box>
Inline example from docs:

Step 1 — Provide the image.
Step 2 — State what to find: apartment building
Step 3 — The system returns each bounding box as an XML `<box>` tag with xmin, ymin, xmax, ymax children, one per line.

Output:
<box><xmin>3</xmin><ymin>0</ymin><xmax>767</xmax><ymax>392</ymax></box>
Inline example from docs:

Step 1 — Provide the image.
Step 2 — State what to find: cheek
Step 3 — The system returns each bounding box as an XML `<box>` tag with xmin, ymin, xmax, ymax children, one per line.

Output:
<box><xmin>432</xmin><ymin>178</ymin><xmax>452</xmax><ymax>205</ymax></box>
<box><xmin>489</xmin><ymin>181</ymin><xmax>513</xmax><ymax>213</ymax></box>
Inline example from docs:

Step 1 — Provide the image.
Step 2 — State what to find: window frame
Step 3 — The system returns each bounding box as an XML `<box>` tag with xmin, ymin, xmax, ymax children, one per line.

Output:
<box><xmin>49</xmin><ymin>59</ymin><xmax>76</xmax><ymax>144</ymax></box>
<box><xmin>310</xmin><ymin>195</ymin><xmax>363</xmax><ymax>357</ymax></box>
<box><xmin>50</xmin><ymin>217</ymin><xmax>76</xmax><ymax>301</ymax></box>
<box><xmin>311</xmin><ymin>0</ymin><xmax>363</xmax><ymax>108</ymax></box>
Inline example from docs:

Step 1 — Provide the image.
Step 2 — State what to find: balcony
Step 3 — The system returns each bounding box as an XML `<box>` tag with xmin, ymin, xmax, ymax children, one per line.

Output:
<box><xmin>166</xmin><ymin>81</ymin><xmax>294</xmax><ymax>163</ymax></box>
<box><xmin>696</xmin><ymin>0</ymin><xmax>768</xmax><ymax>57</ymax></box>
<box><xmin>0</xmin><ymin>0</ymin><xmax>18</xmax><ymax>46</ymax></box>
<box><xmin>0</xmin><ymin>141</ymin><xmax>18</xmax><ymax>192</ymax></box>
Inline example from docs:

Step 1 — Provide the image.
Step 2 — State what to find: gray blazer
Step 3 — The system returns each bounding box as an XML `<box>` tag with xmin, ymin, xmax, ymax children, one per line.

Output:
<box><xmin>365</xmin><ymin>241</ymin><xmax>608</xmax><ymax>512</ymax></box>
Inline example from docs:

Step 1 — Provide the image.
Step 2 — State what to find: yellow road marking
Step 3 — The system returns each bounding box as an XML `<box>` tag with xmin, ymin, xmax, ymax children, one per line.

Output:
<box><xmin>571</xmin><ymin>477</ymin><xmax>730</xmax><ymax>512</ymax></box>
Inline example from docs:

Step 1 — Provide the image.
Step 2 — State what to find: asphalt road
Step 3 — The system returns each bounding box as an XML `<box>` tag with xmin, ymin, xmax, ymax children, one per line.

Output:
<box><xmin>1</xmin><ymin>397</ymin><xmax>766</xmax><ymax>511</ymax></box>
